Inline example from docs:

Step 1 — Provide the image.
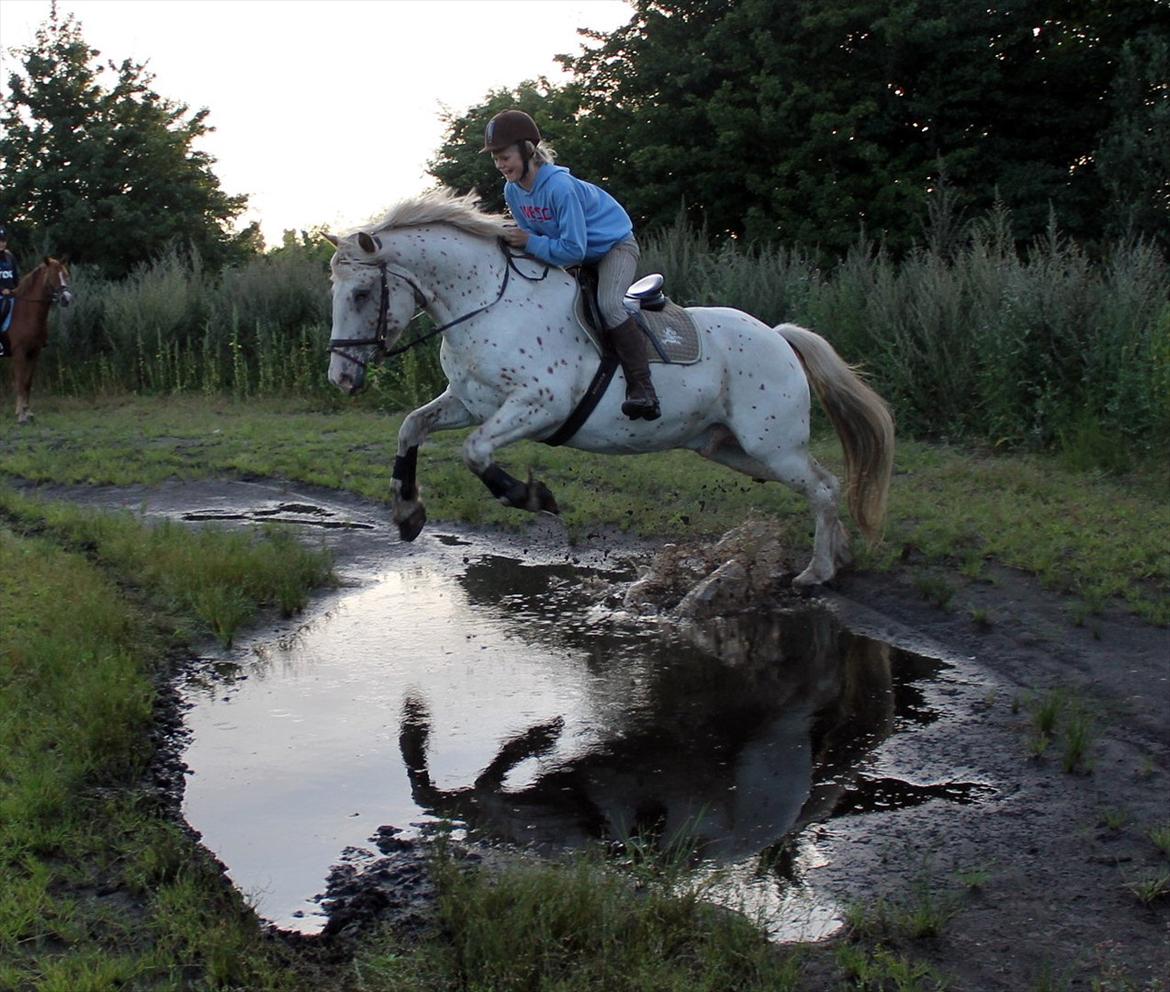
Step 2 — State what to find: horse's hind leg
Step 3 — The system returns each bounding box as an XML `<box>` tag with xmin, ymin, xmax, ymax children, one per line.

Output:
<box><xmin>699</xmin><ymin>437</ymin><xmax>850</xmax><ymax>587</ymax></box>
<box><xmin>393</xmin><ymin>390</ymin><xmax>475</xmax><ymax>541</ymax></box>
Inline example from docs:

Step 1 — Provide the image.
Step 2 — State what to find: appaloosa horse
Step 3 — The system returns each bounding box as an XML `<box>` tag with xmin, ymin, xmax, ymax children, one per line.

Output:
<box><xmin>326</xmin><ymin>190</ymin><xmax>894</xmax><ymax>587</ymax></box>
<box><xmin>1</xmin><ymin>257</ymin><xmax>73</xmax><ymax>423</ymax></box>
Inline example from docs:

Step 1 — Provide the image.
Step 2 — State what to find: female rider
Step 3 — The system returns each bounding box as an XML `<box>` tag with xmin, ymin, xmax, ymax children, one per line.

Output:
<box><xmin>482</xmin><ymin>109</ymin><xmax>659</xmax><ymax>421</ymax></box>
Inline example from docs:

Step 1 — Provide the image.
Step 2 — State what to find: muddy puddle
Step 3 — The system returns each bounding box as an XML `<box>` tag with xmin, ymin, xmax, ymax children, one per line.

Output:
<box><xmin>161</xmin><ymin>486</ymin><xmax>992</xmax><ymax>941</ymax></box>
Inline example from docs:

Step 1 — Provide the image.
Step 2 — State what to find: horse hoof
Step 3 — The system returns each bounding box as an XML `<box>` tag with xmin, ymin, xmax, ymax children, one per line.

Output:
<box><xmin>535</xmin><ymin>484</ymin><xmax>559</xmax><ymax>514</ymax></box>
<box><xmin>793</xmin><ymin>567</ymin><xmax>829</xmax><ymax>590</ymax></box>
<box><xmin>397</xmin><ymin>505</ymin><xmax>427</xmax><ymax>542</ymax></box>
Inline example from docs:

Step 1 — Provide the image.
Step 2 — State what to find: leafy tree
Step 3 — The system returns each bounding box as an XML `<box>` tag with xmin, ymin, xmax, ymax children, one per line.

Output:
<box><xmin>428</xmin><ymin>79</ymin><xmax>586</xmax><ymax>214</ymax></box>
<box><xmin>1094</xmin><ymin>31</ymin><xmax>1170</xmax><ymax>247</ymax></box>
<box><xmin>0</xmin><ymin>4</ymin><xmax>252</xmax><ymax>277</ymax></box>
<box><xmin>431</xmin><ymin>0</ymin><xmax>1170</xmax><ymax>254</ymax></box>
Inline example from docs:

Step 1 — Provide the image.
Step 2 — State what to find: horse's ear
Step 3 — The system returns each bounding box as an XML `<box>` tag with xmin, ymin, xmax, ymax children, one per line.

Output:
<box><xmin>357</xmin><ymin>232</ymin><xmax>381</xmax><ymax>255</ymax></box>
<box><xmin>323</xmin><ymin>232</ymin><xmax>340</xmax><ymax>247</ymax></box>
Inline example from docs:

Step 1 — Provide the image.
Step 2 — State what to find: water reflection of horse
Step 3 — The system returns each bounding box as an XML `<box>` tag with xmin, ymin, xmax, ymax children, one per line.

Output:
<box><xmin>1</xmin><ymin>257</ymin><xmax>73</xmax><ymax>423</ymax></box>
<box><xmin>326</xmin><ymin>190</ymin><xmax>894</xmax><ymax>587</ymax></box>
<box><xmin>398</xmin><ymin>606</ymin><xmax>901</xmax><ymax>861</ymax></box>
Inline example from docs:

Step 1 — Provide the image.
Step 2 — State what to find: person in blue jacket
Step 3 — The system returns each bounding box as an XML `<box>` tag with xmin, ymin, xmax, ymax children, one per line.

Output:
<box><xmin>0</xmin><ymin>224</ymin><xmax>19</xmax><ymax>297</ymax></box>
<box><xmin>482</xmin><ymin>109</ymin><xmax>660</xmax><ymax>420</ymax></box>
<box><xmin>0</xmin><ymin>224</ymin><xmax>20</xmax><ymax>351</ymax></box>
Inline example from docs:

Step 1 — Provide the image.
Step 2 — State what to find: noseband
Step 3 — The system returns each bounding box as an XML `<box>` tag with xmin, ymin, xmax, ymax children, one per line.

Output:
<box><xmin>328</xmin><ymin>239</ymin><xmax>547</xmax><ymax>370</ymax></box>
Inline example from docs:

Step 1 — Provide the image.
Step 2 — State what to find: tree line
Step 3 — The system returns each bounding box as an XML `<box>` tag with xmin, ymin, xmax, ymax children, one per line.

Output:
<box><xmin>0</xmin><ymin>5</ymin><xmax>257</xmax><ymax>278</ymax></box>
<box><xmin>431</xmin><ymin>0</ymin><xmax>1170</xmax><ymax>256</ymax></box>
<box><xmin>3</xmin><ymin>2</ymin><xmax>1167</xmax><ymax>277</ymax></box>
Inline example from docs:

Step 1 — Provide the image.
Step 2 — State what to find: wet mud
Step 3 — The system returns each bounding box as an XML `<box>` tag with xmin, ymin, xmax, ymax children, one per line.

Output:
<box><xmin>19</xmin><ymin>477</ymin><xmax>1170</xmax><ymax>989</ymax></box>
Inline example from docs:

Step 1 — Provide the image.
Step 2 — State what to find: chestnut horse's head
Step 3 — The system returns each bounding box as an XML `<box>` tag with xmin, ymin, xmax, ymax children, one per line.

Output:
<box><xmin>40</xmin><ymin>257</ymin><xmax>73</xmax><ymax>308</ymax></box>
<box><xmin>15</xmin><ymin>256</ymin><xmax>74</xmax><ymax>309</ymax></box>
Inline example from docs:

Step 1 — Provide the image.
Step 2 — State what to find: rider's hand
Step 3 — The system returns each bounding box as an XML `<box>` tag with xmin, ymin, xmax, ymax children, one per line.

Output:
<box><xmin>503</xmin><ymin>226</ymin><xmax>529</xmax><ymax>249</ymax></box>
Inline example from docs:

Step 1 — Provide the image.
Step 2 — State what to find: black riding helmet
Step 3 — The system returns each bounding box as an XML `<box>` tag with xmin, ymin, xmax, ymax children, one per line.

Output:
<box><xmin>0</xmin><ymin>224</ymin><xmax>8</xmax><ymax>240</ymax></box>
<box><xmin>481</xmin><ymin>110</ymin><xmax>541</xmax><ymax>154</ymax></box>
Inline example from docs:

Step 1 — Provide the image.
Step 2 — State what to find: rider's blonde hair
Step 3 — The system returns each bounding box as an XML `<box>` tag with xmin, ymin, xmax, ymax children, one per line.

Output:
<box><xmin>523</xmin><ymin>139</ymin><xmax>558</xmax><ymax>165</ymax></box>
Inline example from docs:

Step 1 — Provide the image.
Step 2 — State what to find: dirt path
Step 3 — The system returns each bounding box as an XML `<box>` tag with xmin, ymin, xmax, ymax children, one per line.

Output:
<box><xmin>808</xmin><ymin>565</ymin><xmax>1170</xmax><ymax>990</ymax></box>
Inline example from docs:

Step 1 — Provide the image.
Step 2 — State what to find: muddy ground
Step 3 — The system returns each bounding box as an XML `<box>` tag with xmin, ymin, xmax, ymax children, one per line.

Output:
<box><xmin>23</xmin><ymin>478</ymin><xmax>1170</xmax><ymax>990</ymax></box>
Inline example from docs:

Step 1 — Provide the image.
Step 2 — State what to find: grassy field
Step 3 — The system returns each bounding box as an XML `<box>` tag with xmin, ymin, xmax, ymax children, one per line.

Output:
<box><xmin>1</xmin><ymin>393</ymin><xmax>1168</xmax><ymax>991</ymax></box>
<box><xmin>3</xmin><ymin>394</ymin><xmax>1168</xmax><ymax>622</ymax></box>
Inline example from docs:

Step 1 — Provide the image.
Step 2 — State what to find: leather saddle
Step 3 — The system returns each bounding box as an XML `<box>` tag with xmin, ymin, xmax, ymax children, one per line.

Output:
<box><xmin>572</xmin><ymin>268</ymin><xmax>701</xmax><ymax>366</ymax></box>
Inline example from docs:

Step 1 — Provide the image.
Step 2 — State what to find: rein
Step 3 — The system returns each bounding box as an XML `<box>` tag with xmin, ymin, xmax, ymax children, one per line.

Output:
<box><xmin>10</xmin><ymin>265</ymin><xmax>69</xmax><ymax>305</ymax></box>
<box><xmin>329</xmin><ymin>238</ymin><xmax>549</xmax><ymax>368</ymax></box>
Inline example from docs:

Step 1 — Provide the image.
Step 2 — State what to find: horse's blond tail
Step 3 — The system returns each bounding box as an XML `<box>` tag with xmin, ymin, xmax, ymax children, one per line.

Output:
<box><xmin>776</xmin><ymin>323</ymin><xmax>895</xmax><ymax>543</ymax></box>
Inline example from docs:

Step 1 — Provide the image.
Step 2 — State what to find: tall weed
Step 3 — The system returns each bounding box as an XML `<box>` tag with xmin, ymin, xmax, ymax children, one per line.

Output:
<box><xmin>22</xmin><ymin>213</ymin><xmax>1170</xmax><ymax>464</ymax></box>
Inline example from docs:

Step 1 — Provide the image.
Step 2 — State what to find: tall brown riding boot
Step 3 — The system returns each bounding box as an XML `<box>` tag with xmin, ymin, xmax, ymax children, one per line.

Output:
<box><xmin>608</xmin><ymin>315</ymin><xmax>661</xmax><ymax>421</ymax></box>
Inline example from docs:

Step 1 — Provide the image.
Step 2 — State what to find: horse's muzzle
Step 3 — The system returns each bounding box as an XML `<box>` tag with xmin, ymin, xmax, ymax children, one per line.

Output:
<box><xmin>328</xmin><ymin>355</ymin><xmax>366</xmax><ymax>395</ymax></box>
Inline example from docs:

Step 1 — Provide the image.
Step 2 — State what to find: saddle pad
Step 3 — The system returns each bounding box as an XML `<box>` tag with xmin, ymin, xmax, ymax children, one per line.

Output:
<box><xmin>634</xmin><ymin>301</ymin><xmax>701</xmax><ymax>365</ymax></box>
<box><xmin>572</xmin><ymin>291</ymin><xmax>702</xmax><ymax>366</ymax></box>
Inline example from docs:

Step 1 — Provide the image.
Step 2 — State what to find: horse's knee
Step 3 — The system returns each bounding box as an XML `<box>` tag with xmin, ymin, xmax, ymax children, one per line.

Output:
<box><xmin>462</xmin><ymin>434</ymin><xmax>492</xmax><ymax>475</ymax></box>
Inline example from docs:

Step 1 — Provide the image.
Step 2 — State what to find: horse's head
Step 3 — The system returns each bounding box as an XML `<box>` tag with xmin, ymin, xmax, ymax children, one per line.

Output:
<box><xmin>43</xmin><ymin>257</ymin><xmax>73</xmax><ymax>308</ymax></box>
<box><xmin>325</xmin><ymin>231</ymin><xmax>424</xmax><ymax>394</ymax></box>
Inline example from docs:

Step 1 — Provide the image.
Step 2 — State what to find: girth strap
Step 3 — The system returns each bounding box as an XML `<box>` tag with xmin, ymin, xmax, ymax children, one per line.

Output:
<box><xmin>543</xmin><ymin>350</ymin><xmax>621</xmax><ymax>447</ymax></box>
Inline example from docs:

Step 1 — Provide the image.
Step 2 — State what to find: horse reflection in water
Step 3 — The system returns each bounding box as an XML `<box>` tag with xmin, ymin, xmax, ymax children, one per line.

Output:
<box><xmin>399</xmin><ymin>586</ymin><xmax>910</xmax><ymax>861</ymax></box>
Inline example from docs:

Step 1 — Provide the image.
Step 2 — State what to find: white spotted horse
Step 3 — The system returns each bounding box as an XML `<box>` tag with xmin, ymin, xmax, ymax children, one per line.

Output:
<box><xmin>325</xmin><ymin>190</ymin><xmax>894</xmax><ymax>587</ymax></box>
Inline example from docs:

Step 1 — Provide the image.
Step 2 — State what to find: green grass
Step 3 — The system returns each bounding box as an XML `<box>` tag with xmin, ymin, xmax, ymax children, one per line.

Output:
<box><xmin>2</xmin><ymin>395</ymin><xmax>1168</xmax><ymax>624</ymax></box>
<box><xmin>1022</xmin><ymin>690</ymin><xmax>1098</xmax><ymax>774</ymax></box>
<box><xmin>354</xmin><ymin>843</ymin><xmax>804</xmax><ymax>992</ymax></box>
<box><xmin>1</xmin><ymin>393</ymin><xmax>1168</xmax><ymax>990</ymax></box>
<box><xmin>0</xmin><ymin>519</ymin><xmax>328</xmax><ymax>990</ymax></box>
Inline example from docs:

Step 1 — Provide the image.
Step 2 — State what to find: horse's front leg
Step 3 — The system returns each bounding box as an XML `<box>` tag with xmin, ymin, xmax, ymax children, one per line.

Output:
<box><xmin>13</xmin><ymin>351</ymin><xmax>34</xmax><ymax>424</ymax></box>
<box><xmin>393</xmin><ymin>390</ymin><xmax>475</xmax><ymax>541</ymax></box>
<box><xmin>462</xmin><ymin>397</ymin><xmax>564</xmax><ymax>515</ymax></box>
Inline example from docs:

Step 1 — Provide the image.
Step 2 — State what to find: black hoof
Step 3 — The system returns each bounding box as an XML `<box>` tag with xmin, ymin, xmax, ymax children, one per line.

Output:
<box><xmin>398</xmin><ymin>504</ymin><xmax>427</xmax><ymax>542</ymax></box>
<box><xmin>532</xmin><ymin>482</ymin><xmax>560</xmax><ymax>515</ymax></box>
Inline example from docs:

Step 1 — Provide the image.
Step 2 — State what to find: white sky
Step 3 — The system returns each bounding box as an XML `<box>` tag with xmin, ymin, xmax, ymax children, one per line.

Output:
<box><xmin>0</xmin><ymin>0</ymin><xmax>632</xmax><ymax>246</ymax></box>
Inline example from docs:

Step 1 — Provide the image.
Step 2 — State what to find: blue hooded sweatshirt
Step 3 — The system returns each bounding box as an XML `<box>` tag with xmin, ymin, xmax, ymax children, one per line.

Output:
<box><xmin>504</xmin><ymin>164</ymin><xmax>633</xmax><ymax>268</ymax></box>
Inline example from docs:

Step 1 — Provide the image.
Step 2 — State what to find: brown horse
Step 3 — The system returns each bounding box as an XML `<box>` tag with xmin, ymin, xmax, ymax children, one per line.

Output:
<box><xmin>1</xmin><ymin>257</ymin><xmax>73</xmax><ymax>423</ymax></box>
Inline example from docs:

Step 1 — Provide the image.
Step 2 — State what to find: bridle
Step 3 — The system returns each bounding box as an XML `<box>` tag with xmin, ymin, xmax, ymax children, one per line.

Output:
<box><xmin>328</xmin><ymin>238</ymin><xmax>548</xmax><ymax>370</ymax></box>
<box><xmin>10</xmin><ymin>263</ymin><xmax>71</xmax><ymax>306</ymax></box>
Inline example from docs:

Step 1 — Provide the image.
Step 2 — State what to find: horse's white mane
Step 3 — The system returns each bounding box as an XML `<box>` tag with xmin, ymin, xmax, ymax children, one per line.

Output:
<box><xmin>363</xmin><ymin>188</ymin><xmax>508</xmax><ymax>240</ymax></box>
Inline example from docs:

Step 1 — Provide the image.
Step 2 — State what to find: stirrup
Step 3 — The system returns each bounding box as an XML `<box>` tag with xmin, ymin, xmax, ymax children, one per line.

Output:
<box><xmin>622</xmin><ymin>396</ymin><xmax>661</xmax><ymax>421</ymax></box>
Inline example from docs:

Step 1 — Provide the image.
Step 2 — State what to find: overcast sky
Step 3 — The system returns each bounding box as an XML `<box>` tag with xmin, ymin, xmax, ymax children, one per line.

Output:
<box><xmin>0</xmin><ymin>0</ymin><xmax>631</xmax><ymax>244</ymax></box>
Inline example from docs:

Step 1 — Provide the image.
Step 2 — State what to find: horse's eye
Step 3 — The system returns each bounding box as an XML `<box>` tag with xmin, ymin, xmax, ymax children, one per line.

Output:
<box><xmin>353</xmin><ymin>288</ymin><xmax>371</xmax><ymax>304</ymax></box>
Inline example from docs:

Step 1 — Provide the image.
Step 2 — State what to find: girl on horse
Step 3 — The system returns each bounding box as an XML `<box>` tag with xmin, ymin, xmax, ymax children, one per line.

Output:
<box><xmin>482</xmin><ymin>109</ymin><xmax>660</xmax><ymax>421</ymax></box>
<box><xmin>0</xmin><ymin>224</ymin><xmax>20</xmax><ymax>357</ymax></box>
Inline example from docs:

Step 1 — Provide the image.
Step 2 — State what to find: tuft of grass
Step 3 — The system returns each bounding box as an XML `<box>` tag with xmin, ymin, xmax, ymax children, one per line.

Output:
<box><xmin>912</xmin><ymin>571</ymin><xmax>957</xmax><ymax>610</ymax></box>
<box><xmin>1125</xmin><ymin>870</ymin><xmax>1170</xmax><ymax>905</ymax></box>
<box><xmin>1061</xmin><ymin>708</ymin><xmax>1096</xmax><ymax>774</ymax></box>
<box><xmin>844</xmin><ymin>878</ymin><xmax>961</xmax><ymax>943</ymax></box>
<box><xmin>354</xmin><ymin>841</ymin><xmax>804</xmax><ymax>992</ymax></box>
<box><xmin>835</xmin><ymin>944</ymin><xmax>945</xmax><ymax>991</ymax></box>
<box><xmin>1022</xmin><ymin>689</ymin><xmax>1096</xmax><ymax>772</ymax></box>
<box><xmin>1148</xmin><ymin>822</ymin><xmax>1170</xmax><ymax>858</ymax></box>
<box><xmin>1099</xmin><ymin>808</ymin><xmax>1129</xmax><ymax>832</ymax></box>
<box><xmin>955</xmin><ymin>866</ymin><xmax>992</xmax><ymax>891</ymax></box>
